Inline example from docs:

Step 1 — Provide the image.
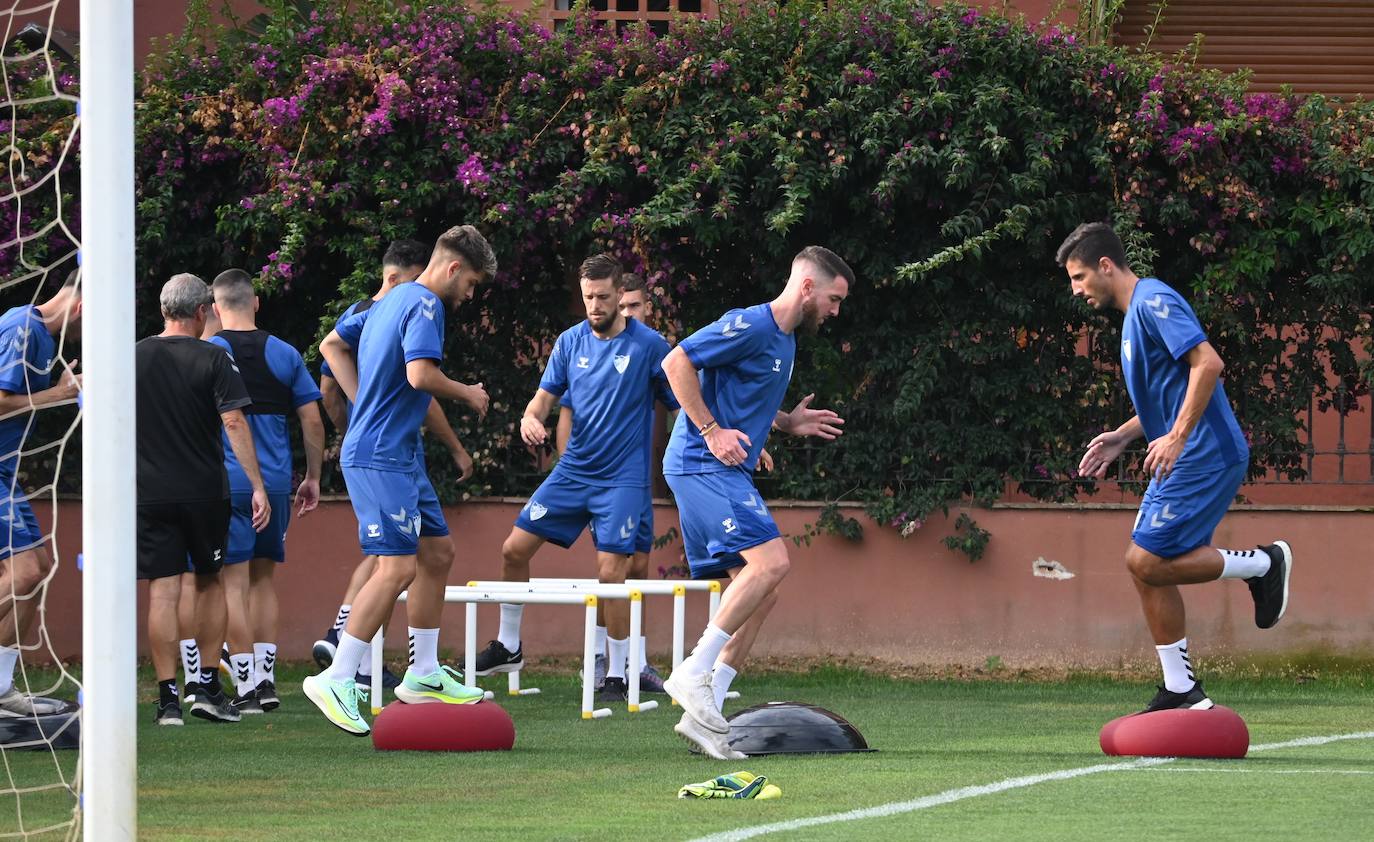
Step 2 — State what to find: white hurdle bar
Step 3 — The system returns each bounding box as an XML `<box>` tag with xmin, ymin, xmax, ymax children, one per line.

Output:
<box><xmin>373</xmin><ymin>586</ymin><xmax>628</xmax><ymax>719</ymax></box>
<box><xmin>465</xmin><ymin>580</ymin><xmax>660</xmax><ymax>713</ymax></box>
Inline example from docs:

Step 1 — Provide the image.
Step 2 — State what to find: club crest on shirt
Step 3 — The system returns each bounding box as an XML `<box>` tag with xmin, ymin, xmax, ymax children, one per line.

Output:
<box><xmin>614</xmin><ymin>354</ymin><xmax>631</xmax><ymax>374</ymax></box>
<box><xmin>576</xmin><ymin>356</ymin><xmax>590</xmax><ymax>369</ymax></box>
<box><xmin>1122</xmin><ymin>339</ymin><xmax>1132</xmax><ymax>363</ymax></box>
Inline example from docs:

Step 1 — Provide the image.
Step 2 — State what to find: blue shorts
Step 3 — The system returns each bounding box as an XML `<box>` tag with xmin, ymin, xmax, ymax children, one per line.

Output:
<box><xmin>634</xmin><ymin>493</ymin><xmax>653</xmax><ymax>555</ymax></box>
<box><xmin>515</xmin><ymin>471</ymin><xmax>645</xmax><ymax>555</ymax></box>
<box><xmin>342</xmin><ymin>464</ymin><xmax>450</xmax><ymax>557</ymax></box>
<box><xmin>665</xmin><ymin>470</ymin><xmax>780</xmax><ymax>579</ymax></box>
<box><xmin>225</xmin><ymin>492</ymin><xmax>291</xmax><ymax>564</ymax></box>
<box><xmin>1131</xmin><ymin>461</ymin><xmax>1246</xmax><ymax>559</ymax></box>
<box><xmin>0</xmin><ymin>471</ymin><xmax>42</xmax><ymax>561</ymax></box>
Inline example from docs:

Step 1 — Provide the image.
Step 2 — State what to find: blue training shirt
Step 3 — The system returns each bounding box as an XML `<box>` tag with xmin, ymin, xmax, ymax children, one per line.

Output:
<box><xmin>1121</xmin><ymin>278</ymin><xmax>1248</xmax><ymax>471</ymax></box>
<box><xmin>663</xmin><ymin>303</ymin><xmax>795</xmax><ymax>476</ymax></box>
<box><xmin>339</xmin><ymin>282</ymin><xmax>445</xmax><ymax>472</ymax></box>
<box><xmin>0</xmin><ymin>307</ymin><xmax>57</xmax><ymax>474</ymax></box>
<box><xmin>208</xmin><ymin>333</ymin><xmax>321</xmax><ymax>495</ymax></box>
<box><xmin>539</xmin><ymin>318</ymin><xmax>676</xmax><ymax>488</ymax></box>
<box><xmin>328</xmin><ymin>296</ymin><xmax>428</xmax><ymax>459</ymax></box>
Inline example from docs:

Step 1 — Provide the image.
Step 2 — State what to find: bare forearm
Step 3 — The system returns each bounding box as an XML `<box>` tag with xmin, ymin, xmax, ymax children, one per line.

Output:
<box><xmin>320</xmin><ymin>335</ymin><xmax>359</xmax><ymax>403</ymax></box>
<box><xmin>1116</xmin><ymin>416</ymin><xmax>1144</xmax><ymax>442</ymax></box>
<box><xmin>223</xmin><ymin>416</ymin><xmax>266</xmax><ymax>492</ymax></box>
<box><xmin>663</xmin><ymin>351</ymin><xmax>713</xmax><ymax>431</ymax></box>
<box><xmin>0</xmin><ymin>383</ymin><xmax>78</xmax><ymax>418</ymax></box>
<box><xmin>319</xmin><ymin>377</ymin><xmax>348</xmax><ymax>432</ymax></box>
<box><xmin>300</xmin><ymin>408</ymin><xmax>325</xmax><ymax>480</ymax></box>
<box><xmin>411</xmin><ymin>366</ymin><xmax>469</xmax><ymax>402</ymax></box>
<box><xmin>1171</xmin><ymin>364</ymin><xmax>1220</xmax><ymax>441</ymax></box>
<box><xmin>423</xmin><ymin>398</ymin><xmax>463</xmax><ymax>454</ymax></box>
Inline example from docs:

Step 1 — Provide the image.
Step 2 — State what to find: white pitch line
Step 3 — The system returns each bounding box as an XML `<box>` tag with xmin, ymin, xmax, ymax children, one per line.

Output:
<box><xmin>685</xmin><ymin>731</ymin><xmax>1374</xmax><ymax>842</ymax></box>
<box><xmin>1125</xmin><ymin>768</ymin><xmax>1374</xmax><ymax>776</ymax></box>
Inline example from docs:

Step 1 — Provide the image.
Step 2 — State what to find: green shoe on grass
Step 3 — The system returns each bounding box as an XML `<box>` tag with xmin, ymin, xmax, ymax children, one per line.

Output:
<box><xmin>302</xmin><ymin>674</ymin><xmax>370</xmax><ymax>736</ymax></box>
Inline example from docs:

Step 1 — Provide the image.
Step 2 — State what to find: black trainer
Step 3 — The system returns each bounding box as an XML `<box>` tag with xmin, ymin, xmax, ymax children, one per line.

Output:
<box><xmin>1142</xmin><ymin>682</ymin><xmax>1215</xmax><ymax>713</ymax></box>
<box><xmin>191</xmin><ymin>689</ymin><xmax>242</xmax><ymax>723</ymax></box>
<box><xmin>1247</xmin><ymin>541</ymin><xmax>1293</xmax><ymax>630</ymax></box>
<box><xmin>312</xmin><ymin>628</ymin><xmax>339</xmax><ymax>668</ymax></box>
<box><xmin>474</xmin><ymin>640</ymin><xmax>524</xmax><ymax>676</ymax></box>
<box><xmin>256</xmin><ymin>680</ymin><xmax>280</xmax><ymax>711</ymax></box>
<box><xmin>232</xmin><ymin>690</ymin><xmax>264</xmax><ymax>715</ymax></box>
<box><xmin>596</xmin><ymin>676</ymin><xmax>628</xmax><ymax>703</ymax></box>
<box><xmin>354</xmin><ymin>666</ymin><xmax>403</xmax><ymax>691</ymax></box>
<box><xmin>155</xmin><ymin>700</ymin><xmax>183</xmax><ymax>726</ymax></box>
<box><xmin>182</xmin><ymin>681</ymin><xmax>203</xmax><ymax>705</ymax></box>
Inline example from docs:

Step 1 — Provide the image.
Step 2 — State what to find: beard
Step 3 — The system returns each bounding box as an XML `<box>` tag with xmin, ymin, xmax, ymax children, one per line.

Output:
<box><xmin>800</xmin><ymin>297</ymin><xmax>823</xmax><ymax>336</ymax></box>
<box><xmin>588</xmin><ymin>311</ymin><xmax>616</xmax><ymax>332</ymax></box>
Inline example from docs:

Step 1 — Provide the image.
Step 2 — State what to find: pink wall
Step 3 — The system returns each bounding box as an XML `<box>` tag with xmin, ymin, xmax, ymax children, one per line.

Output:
<box><xmin>34</xmin><ymin>498</ymin><xmax>1374</xmax><ymax>669</ymax></box>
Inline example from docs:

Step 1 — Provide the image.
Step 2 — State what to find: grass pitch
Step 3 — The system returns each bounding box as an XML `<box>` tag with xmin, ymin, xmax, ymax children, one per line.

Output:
<box><xmin>3</xmin><ymin>661</ymin><xmax>1371</xmax><ymax>840</ymax></box>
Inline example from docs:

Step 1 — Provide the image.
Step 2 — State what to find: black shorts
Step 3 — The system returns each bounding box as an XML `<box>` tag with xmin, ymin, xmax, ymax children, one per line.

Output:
<box><xmin>137</xmin><ymin>499</ymin><xmax>230</xmax><ymax>581</ymax></box>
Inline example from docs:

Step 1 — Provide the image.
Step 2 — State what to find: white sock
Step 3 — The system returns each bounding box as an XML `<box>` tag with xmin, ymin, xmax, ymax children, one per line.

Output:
<box><xmin>1219</xmin><ymin>547</ymin><xmax>1270</xmax><ymax>580</ymax></box>
<box><xmin>498</xmin><ymin>604</ymin><xmax>523</xmax><ymax>652</ymax></box>
<box><xmin>0</xmin><ymin>646</ymin><xmax>17</xmax><ymax>695</ymax></box>
<box><xmin>357</xmin><ymin>643</ymin><xmax>373</xmax><ymax>678</ymax></box>
<box><xmin>607</xmin><ymin>637</ymin><xmax>628</xmax><ymax>680</ymax></box>
<box><xmin>331</xmin><ymin>604</ymin><xmax>350</xmax><ymax>633</ymax></box>
<box><xmin>638</xmin><ymin>635</ymin><xmax>648</xmax><ymax>671</ymax></box>
<box><xmin>682</xmin><ymin>624</ymin><xmax>732</xmax><ymax>677</ymax></box>
<box><xmin>712</xmin><ymin>662</ymin><xmax>737</xmax><ymax>710</ymax></box>
<box><xmin>595</xmin><ymin>625</ymin><xmax>607</xmax><ymax>658</ymax></box>
<box><xmin>253</xmin><ymin>643</ymin><xmax>276</xmax><ymax>685</ymax></box>
<box><xmin>179</xmin><ymin>639</ymin><xmax>201</xmax><ymax>687</ymax></box>
<box><xmin>1156</xmin><ymin>637</ymin><xmax>1197</xmax><ymax>693</ymax></box>
<box><xmin>230</xmin><ymin>653</ymin><xmax>254</xmax><ymax>696</ymax></box>
<box><xmin>409</xmin><ymin>627</ymin><xmax>440</xmax><ymax>676</ymax></box>
<box><xmin>324</xmin><ymin>632</ymin><xmax>369</xmax><ymax>682</ymax></box>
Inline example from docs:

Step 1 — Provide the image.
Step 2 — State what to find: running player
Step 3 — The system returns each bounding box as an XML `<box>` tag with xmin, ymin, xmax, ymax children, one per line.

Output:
<box><xmin>310</xmin><ymin>240</ymin><xmax>475</xmax><ymax>691</ymax></box>
<box><xmin>1057</xmin><ymin>222</ymin><xmax>1292</xmax><ymax>712</ymax></box>
<box><xmin>304</xmin><ymin>225</ymin><xmax>495</xmax><ymax>735</ymax></box>
<box><xmin>661</xmin><ymin>246</ymin><xmax>852</xmax><ymax>759</ymax></box>
<box><xmin>475</xmin><ymin>256</ymin><xmax>677</xmax><ymax>703</ymax></box>
<box><xmin>206</xmin><ymin>269</ymin><xmax>324</xmax><ymax>713</ymax></box>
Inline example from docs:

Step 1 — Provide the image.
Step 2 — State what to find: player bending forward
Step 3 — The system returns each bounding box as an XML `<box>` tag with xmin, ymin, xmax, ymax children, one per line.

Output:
<box><xmin>662</xmin><ymin>246</ymin><xmax>853</xmax><ymax>759</ymax></box>
<box><xmin>1058</xmin><ymin>222</ymin><xmax>1292</xmax><ymax>713</ymax></box>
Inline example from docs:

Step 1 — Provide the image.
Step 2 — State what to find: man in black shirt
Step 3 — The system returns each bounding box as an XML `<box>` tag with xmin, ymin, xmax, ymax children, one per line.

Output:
<box><xmin>136</xmin><ymin>273</ymin><xmax>271</xmax><ymax>726</ymax></box>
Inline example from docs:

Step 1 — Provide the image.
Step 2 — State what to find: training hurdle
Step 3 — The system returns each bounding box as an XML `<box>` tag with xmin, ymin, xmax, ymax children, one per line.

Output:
<box><xmin>522</xmin><ymin>578</ymin><xmax>738</xmax><ymax>706</ymax></box>
<box><xmin>371</xmin><ymin>585</ymin><xmax>640</xmax><ymax>720</ymax></box>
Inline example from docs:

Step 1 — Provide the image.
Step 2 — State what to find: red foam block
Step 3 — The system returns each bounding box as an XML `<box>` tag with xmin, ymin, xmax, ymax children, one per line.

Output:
<box><xmin>371</xmin><ymin>701</ymin><xmax>515</xmax><ymax>752</ymax></box>
<box><xmin>1100</xmin><ymin>705</ymin><xmax>1248</xmax><ymax>759</ymax></box>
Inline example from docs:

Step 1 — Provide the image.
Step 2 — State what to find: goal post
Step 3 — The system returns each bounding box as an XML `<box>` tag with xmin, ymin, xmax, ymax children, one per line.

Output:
<box><xmin>77</xmin><ymin>0</ymin><xmax>136</xmax><ymax>838</ymax></box>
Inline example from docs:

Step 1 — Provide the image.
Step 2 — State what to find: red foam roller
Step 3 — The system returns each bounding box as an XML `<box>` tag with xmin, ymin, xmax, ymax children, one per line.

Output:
<box><xmin>372</xmin><ymin>701</ymin><xmax>515</xmax><ymax>752</ymax></box>
<box><xmin>1100</xmin><ymin>705</ymin><xmax>1248</xmax><ymax>759</ymax></box>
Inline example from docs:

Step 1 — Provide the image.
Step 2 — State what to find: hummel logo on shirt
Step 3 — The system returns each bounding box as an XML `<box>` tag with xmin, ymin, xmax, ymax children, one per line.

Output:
<box><xmin>577</xmin><ymin>356</ymin><xmax>590</xmax><ymax>369</ymax></box>
<box><xmin>722</xmin><ymin>518</ymin><xmax>737</xmax><ymax>534</ymax></box>
<box><xmin>213</xmin><ymin>549</ymin><xmax>223</xmax><ymax>562</ymax></box>
<box><xmin>721</xmin><ymin>315</ymin><xmax>750</xmax><ymax>338</ymax></box>
<box><xmin>772</xmin><ymin>358</ymin><xmax>782</xmax><ymax>372</ymax></box>
<box><xmin>614</xmin><ymin>354</ymin><xmax>631</xmax><ymax>374</ymax></box>
<box><xmin>421</xmin><ymin>298</ymin><xmax>437</xmax><ymax>320</ymax></box>
<box><xmin>367</xmin><ymin>523</ymin><xmax>382</xmax><ymax>538</ymax></box>
<box><xmin>1145</xmin><ymin>294</ymin><xmax>1170</xmax><ymax>320</ymax></box>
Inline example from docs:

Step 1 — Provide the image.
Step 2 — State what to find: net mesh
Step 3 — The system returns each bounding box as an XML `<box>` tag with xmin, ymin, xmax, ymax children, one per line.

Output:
<box><xmin>0</xmin><ymin>0</ymin><xmax>83</xmax><ymax>838</ymax></box>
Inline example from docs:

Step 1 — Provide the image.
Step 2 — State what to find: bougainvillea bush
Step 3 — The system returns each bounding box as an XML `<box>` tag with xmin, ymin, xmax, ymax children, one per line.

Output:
<box><xmin>122</xmin><ymin>0</ymin><xmax>1374</xmax><ymax>557</ymax></box>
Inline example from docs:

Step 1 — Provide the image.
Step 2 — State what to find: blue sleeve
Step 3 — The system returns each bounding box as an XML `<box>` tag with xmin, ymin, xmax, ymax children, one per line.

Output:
<box><xmin>320</xmin><ymin>358</ymin><xmax>334</xmax><ymax>379</ymax></box>
<box><xmin>650</xmin><ymin>335</ymin><xmax>679</xmax><ymax>410</ymax></box>
<box><xmin>0</xmin><ymin>324</ymin><xmax>37</xmax><ymax>394</ymax></box>
<box><xmin>538</xmin><ymin>333</ymin><xmax>569</xmax><ymax>398</ymax></box>
<box><xmin>679</xmin><ymin>309</ymin><xmax>763</xmax><ymax>371</ymax></box>
<box><xmin>267</xmin><ymin>337</ymin><xmax>323</xmax><ymax>407</ymax></box>
<box><xmin>1139</xmin><ymin>288</ymin><xmax>1207</xmax><ymax>361</ymax></box>
<box><xmin>559</xmin><ymin>393</ymin><xmax>572</xmax><ymax>409</ymax></box>
<box><xmin>335</xmin><ymin>309</ymin><xmax>368</xmax><ymax>350</ymax></box>
<box><xmin>401</xmin><ymin>297</ymin><xmax>444</xmax><ymax>364</ymax></box>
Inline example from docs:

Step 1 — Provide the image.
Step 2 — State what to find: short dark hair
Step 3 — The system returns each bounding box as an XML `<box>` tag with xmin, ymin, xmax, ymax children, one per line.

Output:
<box><xmin>1056</xmin><ymin>222</ymin><xmax>1129</xmax><ymax>270</ymax></box>
<box><xmin>794</xmin><ymin>245</ymin><xmax>855</xmax><ymax>286</ymax></box>
<box><xmin>211</xmin><ymin>268</ymin><xmax>256</xmax><ymax>311</ymax></box>
<box><xmin>621</xmin><ymin>272</ymin><xmax>645</xmax><ymax>293</ymax></box>
<box><xmin>435</xmin><ymin>225</ymin><xmax>498</xmax><ymax>278</ymax></box>
<box><xmin>382</xmin><ymin>239</ymin><xmax>430</xmax><ymax>271</ymax></box>
<box><xmin>580</xmin><ymin>253</ymin><xmax>624</xmax><ymax>287</ymax></box>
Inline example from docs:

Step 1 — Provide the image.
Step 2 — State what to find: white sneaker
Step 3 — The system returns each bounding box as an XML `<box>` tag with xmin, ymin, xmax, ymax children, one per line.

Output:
<box><xmin>663</xmin><ymin>669</ymin><xmax>729</xmax><ymax>733</ymax></box>
<box><xmin>0</xmin><ymin>689</ymin><xmax>72</xmax><ymax>717</ymax></box>
<box><xmin>674</xmin><ymin>712</ymin><xmax>747</xmax><ymax>760</ymax></box>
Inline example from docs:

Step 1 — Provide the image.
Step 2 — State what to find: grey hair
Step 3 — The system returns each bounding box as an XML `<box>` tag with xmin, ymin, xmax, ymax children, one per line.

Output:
<box><xmin>160</xmin><ymin>273</ymin><xmax>212</xmax><ymax>320</ymax></box>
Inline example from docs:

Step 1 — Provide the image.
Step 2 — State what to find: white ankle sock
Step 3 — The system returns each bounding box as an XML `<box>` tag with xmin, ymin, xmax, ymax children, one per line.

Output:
<box><xmin>0</xmin><ymin>646</ymin><xmax>17</xmax><ymax>695</ymax></box>
<box><xmin>595</xmin><ymin>625</ymin><xmax>607</xmax><ymax>657</ymax></box>
<box><xmin>683</xmin><ymin>625</ymin><xmax>732</xmax><ymax>676</ymax></box>
<box><xmin>498</xmin><ymin>604</ymin><xmax>523</xmax><ymax>652</ymax></box>
<box><xmin>179</xmin><ymin>639</ymin><xmax>201</xmax><ymax>687</ymax></box>
<box><xmin>331</xmin><ymin>604</ymin><xmax>351</xmax><ymax>634</ymax></box>
<box><xmin>712</xmin><ymin>662</ymin><xmax>737</xmax><ymax>710</ymax></box>
<box><xmin>607</xmin><ymin>637</ymin><xmax>629</xmax><ymax>680</ymax></box>
<box><xmin>1219</xmin><ymin>548</ymin><xmax>1270</xmax><ymax>580</ymax></box>
<box><xmin>357</xmin><ymin>643</ymin><xmax>373</xmax><ymax>678</ymax></box>
<box><xmin>409</xmin><ymin>627</ymin><xmax>440</xmax><ymax>676</ymax></box>
<box><xmin>325</xmin><ymin>632</ymin><xmax>369</xmax><ymax>681</ymax></box>
<box><xmin>230</xmin><ymin>653</ymin><xmax>254</xmax><ymax>695</ymax></box>
<box><xmin>253</xmin><ymin>643</ymin><xmax>276</xmax><ymax>685</ymax></box>
<box><xmin>1156</xmin><ymin>637</ymin><xmax>1196</xmax><ymax>693</ymax></box>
